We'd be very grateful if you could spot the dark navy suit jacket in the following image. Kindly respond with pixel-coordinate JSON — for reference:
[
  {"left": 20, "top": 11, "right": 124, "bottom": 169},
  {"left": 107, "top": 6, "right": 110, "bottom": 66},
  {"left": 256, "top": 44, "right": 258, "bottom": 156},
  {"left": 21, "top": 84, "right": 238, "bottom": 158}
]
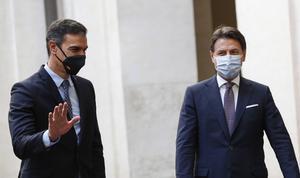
[
  {"left": 176, "top": 76, "right": 300, "bottom": 178},
  {"left": 9, "top": 66, "right": 105, "bottom": 178}
]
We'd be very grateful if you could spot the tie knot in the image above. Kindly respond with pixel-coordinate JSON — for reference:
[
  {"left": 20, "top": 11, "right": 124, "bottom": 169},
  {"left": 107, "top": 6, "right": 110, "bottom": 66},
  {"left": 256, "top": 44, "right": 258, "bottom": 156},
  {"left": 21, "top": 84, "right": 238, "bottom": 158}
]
[
  {"left": 61, "top": 80, "right": 70, "bottom": 90},
  {"left": 225, "top": 82, "right": 234, "bottom": 89}
]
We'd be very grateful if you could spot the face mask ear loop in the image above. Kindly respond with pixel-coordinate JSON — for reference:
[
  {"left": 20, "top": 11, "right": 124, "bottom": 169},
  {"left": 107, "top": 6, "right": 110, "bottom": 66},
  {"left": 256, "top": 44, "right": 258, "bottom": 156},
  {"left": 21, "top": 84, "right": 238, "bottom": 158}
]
[
  {"left": 56, "top": 43, "right": 68, "bottom": 58},
  {"left": 55, "top": 43, "right": 68, "bottom": 64},
  {"left": 54, "top": 43, "right": 68, "bottom": 71}
]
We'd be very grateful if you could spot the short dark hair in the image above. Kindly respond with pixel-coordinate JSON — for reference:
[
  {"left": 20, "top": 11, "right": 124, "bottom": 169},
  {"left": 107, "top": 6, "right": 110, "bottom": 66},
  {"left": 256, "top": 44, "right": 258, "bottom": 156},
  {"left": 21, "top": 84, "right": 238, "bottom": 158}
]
[
  {"left": 210, "top": 25, "right": 246, "bottom": 52},
  {"left": 46, "top": 19, "right": 87, "bottom": 55}
]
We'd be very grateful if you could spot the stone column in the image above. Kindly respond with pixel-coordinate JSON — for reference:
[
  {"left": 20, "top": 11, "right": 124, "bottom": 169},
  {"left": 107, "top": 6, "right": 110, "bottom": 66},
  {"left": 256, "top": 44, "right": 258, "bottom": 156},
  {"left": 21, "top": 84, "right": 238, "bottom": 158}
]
[
  {"left": 0, "top": 0, "right": 19, "bottom": 176},
  {"left": 235, "top": 0, "right": 299, "bottom": 177},
  {"left": 0, "top": 0, "right": 47, "bottom": 177},
  {"left": 117, "top": 0, "right": 197, "bottom": 177},
  {"left": 289, "top": 0, "right": 300, "bottom": 159}
]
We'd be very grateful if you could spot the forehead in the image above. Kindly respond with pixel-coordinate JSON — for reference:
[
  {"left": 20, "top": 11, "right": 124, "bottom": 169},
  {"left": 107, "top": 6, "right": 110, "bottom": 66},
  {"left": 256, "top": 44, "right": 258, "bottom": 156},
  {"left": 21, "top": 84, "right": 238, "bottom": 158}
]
[
  {"left": 213, "top": 38, "right": 242, "bottom": 51},
  {"left": 62, "top": 34, "right": 87, "bottom": 47}
]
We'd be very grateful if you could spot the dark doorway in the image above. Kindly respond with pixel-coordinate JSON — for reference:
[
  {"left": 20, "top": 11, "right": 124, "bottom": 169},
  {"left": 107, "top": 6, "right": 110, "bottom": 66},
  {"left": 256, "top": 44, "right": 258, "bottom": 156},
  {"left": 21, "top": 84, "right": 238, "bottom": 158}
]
[
  {"left": 193, "top": 0, "right": 237, "bottom": 81},
  {"left": 44, "top": 0, "right": 58, "bottom": 27}
]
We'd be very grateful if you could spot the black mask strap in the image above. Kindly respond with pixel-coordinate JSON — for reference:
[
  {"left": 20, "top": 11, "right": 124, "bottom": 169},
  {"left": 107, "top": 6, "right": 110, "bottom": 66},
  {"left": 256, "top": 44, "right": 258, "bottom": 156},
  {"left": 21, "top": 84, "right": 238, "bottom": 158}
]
[
  {"left": 55, "top": 54, "right": 63, "bottom": 62},
  {"left": 55, "top": 44, "right": 67, "bottom": 64},
  {"left": 56, "top": 43, "right": 68, "bottom": 58}
]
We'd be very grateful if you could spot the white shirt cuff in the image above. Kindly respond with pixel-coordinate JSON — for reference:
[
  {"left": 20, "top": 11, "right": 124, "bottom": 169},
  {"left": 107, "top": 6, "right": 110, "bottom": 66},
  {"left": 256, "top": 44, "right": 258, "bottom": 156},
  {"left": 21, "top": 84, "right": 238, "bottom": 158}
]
[{"left": 42, "top": 130, "right": 60, "bottom": 147}]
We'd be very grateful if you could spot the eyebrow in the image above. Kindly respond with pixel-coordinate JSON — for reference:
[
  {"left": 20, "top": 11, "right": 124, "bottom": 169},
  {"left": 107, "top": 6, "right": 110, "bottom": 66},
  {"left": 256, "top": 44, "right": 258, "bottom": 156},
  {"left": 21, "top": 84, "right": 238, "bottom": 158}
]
[
  {"left": 215, "top": 48, "right": 240, "bottom": 52},
  {"left": 68, "top": 45, "right": 88, "bottom": 51}
]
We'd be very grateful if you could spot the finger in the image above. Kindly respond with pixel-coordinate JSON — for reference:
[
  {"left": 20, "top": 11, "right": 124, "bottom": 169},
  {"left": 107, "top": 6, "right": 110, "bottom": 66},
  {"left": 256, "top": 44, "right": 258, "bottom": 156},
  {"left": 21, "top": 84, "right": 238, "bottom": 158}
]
[
  {"left": 63, "top": 117, "right": 79, "bottom": 132},
  {"left": 62, "top": 102, "right": 68, "bottom": 117},
  {"left": 53, "top": 106, "right": 59, "bottom": 121},
  {"left": 48, "top": 112, "right": 53, "bottom": 123},
  {"left": 68, "top": 116, "right": 80, "bottom": 125},
  {"left": 58, "top": 103, "right": 63, "bottom": 116},
  {"left": 48, "top": 112, "right": 54, "bottom": 133}
]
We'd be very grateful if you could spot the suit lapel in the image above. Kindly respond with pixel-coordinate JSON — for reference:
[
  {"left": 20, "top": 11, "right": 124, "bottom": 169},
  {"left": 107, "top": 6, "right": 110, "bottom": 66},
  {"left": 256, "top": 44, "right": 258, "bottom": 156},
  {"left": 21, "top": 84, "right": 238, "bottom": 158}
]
[
  {"left": 38, "top": 66, "right": 64, "bottom": 104},
  {"left": 232, "top": 77, "right": 253, "bottom": 135},
  {"left": 205, "top": 76, "right": 230, "bottom": 140}
]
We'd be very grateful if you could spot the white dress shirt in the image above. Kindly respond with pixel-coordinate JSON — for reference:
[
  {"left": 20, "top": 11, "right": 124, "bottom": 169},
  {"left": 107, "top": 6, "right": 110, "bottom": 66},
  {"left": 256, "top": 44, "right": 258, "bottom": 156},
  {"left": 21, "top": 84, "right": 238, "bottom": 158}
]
[
  {"left": 42, "top": 64, "right": 81, "bottom": 147},
  {"left": 216, "top": 74, "right": 240, "bottom": 110}
]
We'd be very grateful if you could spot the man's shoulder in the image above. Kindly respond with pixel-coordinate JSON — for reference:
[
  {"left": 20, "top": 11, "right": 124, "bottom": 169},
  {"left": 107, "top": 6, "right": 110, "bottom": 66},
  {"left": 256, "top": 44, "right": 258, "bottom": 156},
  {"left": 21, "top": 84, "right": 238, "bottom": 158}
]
[
  {"left": 71, "top": 75, "right": 95, "bottom": 91},
  {"left": 13, "top": 68, "right": 43, "bottom": 88},
  {"left": 72, "top": 75, "right": 92, "bottom": 85},
  {"left": 241, "top": 77, "right": 269, "bottom": 90},
  {"left": 10, "top": 68, "right": 46, "bottom": 98},
  {"left": 188, "top": 75, "right": 216, "bottom": 90}
]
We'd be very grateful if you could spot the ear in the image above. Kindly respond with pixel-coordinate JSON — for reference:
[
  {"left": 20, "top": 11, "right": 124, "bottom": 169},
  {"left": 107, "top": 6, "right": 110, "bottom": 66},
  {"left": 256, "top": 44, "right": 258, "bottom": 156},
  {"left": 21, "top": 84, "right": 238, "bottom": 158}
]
[{"left": 48, "top": 40, "right": 57, "bottom": 55}]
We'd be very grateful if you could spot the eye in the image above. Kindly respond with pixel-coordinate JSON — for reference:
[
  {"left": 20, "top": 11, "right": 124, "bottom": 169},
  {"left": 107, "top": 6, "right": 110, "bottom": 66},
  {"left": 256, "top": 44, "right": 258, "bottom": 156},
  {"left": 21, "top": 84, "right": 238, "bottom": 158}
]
[
  {"left": 70, "top": 48, "right": 80, "bottom": 52},
  {"left": 68, "top": 46, "right": 87, "bottom": 54},
  {"left": 230, "top": 49, "right": 241, "bottom": 55},
  {"left": 216, "top": 51, "right": 226, "bottom": 56}
]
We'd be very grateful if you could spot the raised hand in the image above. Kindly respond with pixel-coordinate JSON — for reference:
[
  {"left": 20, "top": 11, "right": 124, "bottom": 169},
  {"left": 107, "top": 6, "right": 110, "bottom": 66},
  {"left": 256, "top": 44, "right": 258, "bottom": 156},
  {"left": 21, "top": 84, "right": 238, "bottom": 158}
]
[{"left": 48, "top": 102, "right": 80, "bottom": 141}]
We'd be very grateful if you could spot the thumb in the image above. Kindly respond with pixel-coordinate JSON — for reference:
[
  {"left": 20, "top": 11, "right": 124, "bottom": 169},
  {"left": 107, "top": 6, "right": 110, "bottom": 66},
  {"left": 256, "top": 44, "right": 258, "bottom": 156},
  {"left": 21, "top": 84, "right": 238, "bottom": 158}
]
[{"left": 69, "top": 116, "right": 80, "bottom": 125}]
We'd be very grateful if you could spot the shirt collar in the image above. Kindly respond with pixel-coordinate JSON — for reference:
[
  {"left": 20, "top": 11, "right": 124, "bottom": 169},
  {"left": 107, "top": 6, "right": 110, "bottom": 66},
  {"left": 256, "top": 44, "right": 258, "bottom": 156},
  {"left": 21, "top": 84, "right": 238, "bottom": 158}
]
[
  {"left": 216, "top": 74, "right": 240, "bottom": 88},
  {"left": 44, "top": 64, "right": 73, "bottom": 87}
]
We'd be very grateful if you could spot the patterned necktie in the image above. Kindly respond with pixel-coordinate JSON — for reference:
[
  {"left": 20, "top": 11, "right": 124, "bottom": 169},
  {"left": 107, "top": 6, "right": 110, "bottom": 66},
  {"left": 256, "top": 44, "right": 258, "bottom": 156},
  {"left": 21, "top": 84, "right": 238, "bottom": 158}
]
[
  {"left": 61, "top": 80, "right": 73, "bottom": 118},
  {"left": 224, "top": 82, "right": 235, "bottom": 135}
]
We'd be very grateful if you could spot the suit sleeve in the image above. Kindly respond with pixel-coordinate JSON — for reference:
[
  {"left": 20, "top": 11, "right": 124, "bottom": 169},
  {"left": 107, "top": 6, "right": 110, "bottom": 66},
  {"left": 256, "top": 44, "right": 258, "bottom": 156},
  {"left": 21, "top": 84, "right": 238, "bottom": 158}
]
[
  {"left": 176, "top": 87, "right": 198, "bottom": 178},
  {"left": 263, "top": 87, "right": 300, "bottom": 178},
  {"left": 89, "top": 83, "right": 106, "bottom": 178},
  {"left": 8, "top": 82, "right": 47, "bottom": 160}
]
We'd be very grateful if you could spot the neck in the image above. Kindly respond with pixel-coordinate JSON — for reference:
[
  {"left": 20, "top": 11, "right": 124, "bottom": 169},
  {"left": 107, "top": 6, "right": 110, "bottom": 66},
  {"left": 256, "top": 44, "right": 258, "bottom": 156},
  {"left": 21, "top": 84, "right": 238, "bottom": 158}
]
[
  {"left": 48, "top": 56, "right": 69, "bottom": 80},
  {"left": 219, "top": 75, "right": 233, "bottom": 82}
]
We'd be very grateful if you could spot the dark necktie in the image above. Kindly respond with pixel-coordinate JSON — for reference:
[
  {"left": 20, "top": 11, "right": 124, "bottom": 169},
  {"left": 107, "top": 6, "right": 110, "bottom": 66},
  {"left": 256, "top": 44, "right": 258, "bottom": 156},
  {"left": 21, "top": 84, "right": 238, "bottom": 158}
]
[
  {"left": 224, "top": 82, "right": 235, "bottom": 135},
  {"left": 60, "top": 80, "right": 77, "bottom": 157},
  {"left": 61, "top": 80, "right": 73, "bottom": 118}
]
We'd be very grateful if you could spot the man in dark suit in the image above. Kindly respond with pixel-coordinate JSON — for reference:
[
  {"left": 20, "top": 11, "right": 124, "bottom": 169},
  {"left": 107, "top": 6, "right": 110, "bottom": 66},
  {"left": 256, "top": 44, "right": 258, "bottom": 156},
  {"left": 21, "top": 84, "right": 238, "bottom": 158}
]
[
  {"left": 9, "top": 19, "right": 105, "bottom": 178},
  {"left": 176, "top": 26, "right": 300, "bottom": 178}
]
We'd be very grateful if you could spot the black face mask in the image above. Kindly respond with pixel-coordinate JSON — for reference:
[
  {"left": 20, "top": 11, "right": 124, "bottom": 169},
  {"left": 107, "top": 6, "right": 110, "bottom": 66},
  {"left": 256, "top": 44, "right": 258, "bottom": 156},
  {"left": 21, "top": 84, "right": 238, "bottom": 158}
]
[{"left": 55, "top": 45, "right": 86, "bottom": 75}]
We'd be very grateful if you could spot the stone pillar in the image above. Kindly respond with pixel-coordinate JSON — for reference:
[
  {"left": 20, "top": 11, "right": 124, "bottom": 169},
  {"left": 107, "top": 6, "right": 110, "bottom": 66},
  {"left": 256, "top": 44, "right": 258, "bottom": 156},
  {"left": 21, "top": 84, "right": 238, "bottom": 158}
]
[
  {"left": 0, "top": 0, "right": 20, "bottom": 176},
  {"left": 0, "top": 0, "right": 47, "bottom": 177},
  {"left": 289, "top": 0, "right": 300, "bottom": 158},
  {"left": 235, "top": 0, "right": 299, "bottom": 177},
  {"left": 117, "top": 0, "right": 197, "bottom": 177}
]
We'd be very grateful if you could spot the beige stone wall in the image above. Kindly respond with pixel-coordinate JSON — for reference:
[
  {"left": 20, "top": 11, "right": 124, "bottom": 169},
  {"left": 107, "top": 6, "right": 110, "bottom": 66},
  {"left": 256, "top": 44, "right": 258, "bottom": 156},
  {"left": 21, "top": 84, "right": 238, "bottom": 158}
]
[{"left": 236, "top": 0, "right": 300, "bottom": 177}]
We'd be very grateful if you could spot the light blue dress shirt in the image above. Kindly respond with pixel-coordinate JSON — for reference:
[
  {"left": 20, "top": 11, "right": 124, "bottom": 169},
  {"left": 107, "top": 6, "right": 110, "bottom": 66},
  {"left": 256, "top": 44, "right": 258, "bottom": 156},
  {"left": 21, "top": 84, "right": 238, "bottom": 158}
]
[{"left": 42, "top": 64, "right": 81, "bottom": 147}]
